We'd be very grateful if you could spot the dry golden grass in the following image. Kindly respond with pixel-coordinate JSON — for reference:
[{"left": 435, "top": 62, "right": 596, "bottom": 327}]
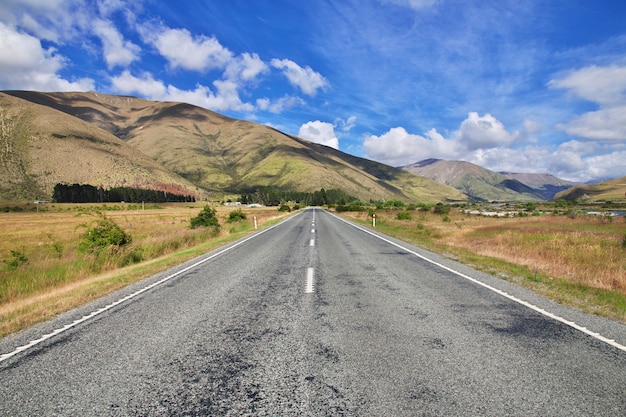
[{"left": 0, "top": 203, "right": 289, "bottom": 336}]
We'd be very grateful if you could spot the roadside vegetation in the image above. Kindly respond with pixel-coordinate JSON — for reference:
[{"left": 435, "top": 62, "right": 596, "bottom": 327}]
[
  {"left": 0, "top": 202, "right": 290, "bottom": 336},
  {"left": 2, "top": 199, "right": 625, "bottom": 337},
  {"left": 339, "top": 201, "right": 626, "bottom": 322}
]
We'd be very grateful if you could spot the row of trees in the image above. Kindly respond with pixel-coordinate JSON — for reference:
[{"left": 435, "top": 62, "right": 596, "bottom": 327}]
[{"left": 53, "top": 183, "right": 196, "bottom": 203}]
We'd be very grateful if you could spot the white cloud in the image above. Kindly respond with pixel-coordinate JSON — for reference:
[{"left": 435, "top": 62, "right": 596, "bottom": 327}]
[
  {"left": 454, "top": 112, "right": 516, "bottom": 150},
  {"left": 271, "top": 58, "right": 328, "bottom": 96},
  {"left": 110, "top": 70, "right": 166, "bottom": 98},
  {"left": 93, "top": 19, "right": 140, "bottom": 69},
  {"left": 224, "top": 52, "right": 268, "bottom": 82},
  {"left": 299, "top": 121, "right": 339, "bottom": 149},
  {"left": 335, "top": 116, "right": 357, "bottom": 132},
  {"left": 146, "top": 26, "right": 233, "bottom": 72},
  {"left": 0, "top": 22, "right": 93, "bottom": 91},
  {"left": 256, "top": 95, "right": 305, "bottom": 114},
  {"left": 549, "top": 65, "right": 626, "bottom": 106},
  {"left": 363, "top": 112, "right": 513, "bottom": 166},
  {"left": 363, "top": 126, "right": 461, "bottom": 166},
  {"left": 110, "top": 70, "right": 255, "bottom": 112},
  {"left": 550, "top": 65, "right": 626, "bottom": 143}
]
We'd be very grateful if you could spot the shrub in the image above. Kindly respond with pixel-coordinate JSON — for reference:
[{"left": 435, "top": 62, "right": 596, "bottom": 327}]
[
  {"left": 278, "top": 204, "right": 291, "bottom": 212},
  {"left": 396, "top": 211, "right": 413, "bottom": 221},
  {"left": 227, "top": 209, "right": 247, "bottom": 223},
  {"left": 190, "top": 205, "right": 221, "bottom": 229},
  {"left": 4, "top": 249, "right": 28, "bottom": 270},
  {"left": 79, "top": 214, "right": 132, "bottom": 253},
  {"left": 433, "top": 203, "right": 450, "bottom": 215}
]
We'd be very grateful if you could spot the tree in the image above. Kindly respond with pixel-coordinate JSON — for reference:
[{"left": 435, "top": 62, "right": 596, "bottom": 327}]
[{"left": 190, "top": 205, "right": 221, "bottom": 230}]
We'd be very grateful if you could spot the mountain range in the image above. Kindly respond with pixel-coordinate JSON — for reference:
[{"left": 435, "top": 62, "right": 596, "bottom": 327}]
[
  {"left": 0, "top": 91, "right": 464, "bottom": 204},
  {"left": 1, "top": 90, "right": 622, "bottom": 205},
  {"left": 401, "top": 159, "right": 577, "bottom": 202}
]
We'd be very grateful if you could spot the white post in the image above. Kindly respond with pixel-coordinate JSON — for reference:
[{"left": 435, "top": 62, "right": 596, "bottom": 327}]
[
  {"left": 372, "top": 214, "right": 376, "bottom": 227},
  {"left": 254, "top": 216, "right": 258, "bottom": 230}
]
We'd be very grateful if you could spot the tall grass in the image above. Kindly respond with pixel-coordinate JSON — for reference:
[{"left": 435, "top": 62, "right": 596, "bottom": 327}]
[{"left": 0, "top": 204, "right": 281, "bottom": 305}]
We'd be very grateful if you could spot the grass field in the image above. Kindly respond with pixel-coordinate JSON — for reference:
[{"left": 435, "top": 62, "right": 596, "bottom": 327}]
[
  {"left": 0, "top": 203, "right": 289, "bottom": 336},
  {"left": 342, "top": 208, "right": 626, "bottom": 321},
  {"left": 2, "top": 204, "right": 625, "bottom": 337}
]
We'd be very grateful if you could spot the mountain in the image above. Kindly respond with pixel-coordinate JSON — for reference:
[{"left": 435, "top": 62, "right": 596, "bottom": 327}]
[
  {"left": 401, "top": 159, "right": 575, "bottom": 202},
  {"left": 555, "top": 176, "right": 626, "bottom": 201},
  {"left": 498, "top": 172, "right": 577, "bottom": 200},
  {"left": 1, "top": 91, "right": 466, "bottom": 204},
  {"left": 0, "top": 92, "right": 200, "bottom": 202}
]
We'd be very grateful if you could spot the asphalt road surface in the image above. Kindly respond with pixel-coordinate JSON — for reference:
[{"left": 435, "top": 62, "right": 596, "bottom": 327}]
[{"left": 1, "top": 208, "right": 625, "bottom": 416}]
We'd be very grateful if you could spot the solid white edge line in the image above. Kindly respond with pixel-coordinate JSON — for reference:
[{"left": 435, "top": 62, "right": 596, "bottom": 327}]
[
  {"left": 329, "top": 211, "right": 626, "bottom": 353},
  {"left": 0, "top": 211, "right": 304, "bottom": 364}
]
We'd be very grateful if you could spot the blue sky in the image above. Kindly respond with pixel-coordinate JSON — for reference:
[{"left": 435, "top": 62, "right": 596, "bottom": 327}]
[{"left": 1, "top": 0, "right": 626, "bottom": 182}]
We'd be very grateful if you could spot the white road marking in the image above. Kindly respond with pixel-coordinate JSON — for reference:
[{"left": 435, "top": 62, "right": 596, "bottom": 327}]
[
  {"left": 305, "top": 267, "right": 315, "bottom": 293},
  {"left": 310, "top": 239, "right": 315, "bottom": 247},
  {"left": 0, "top": 211, "right": 304, "bottom": 364},
  {"left": 330, "top": 211, "right": 626, "bottom": 354}
]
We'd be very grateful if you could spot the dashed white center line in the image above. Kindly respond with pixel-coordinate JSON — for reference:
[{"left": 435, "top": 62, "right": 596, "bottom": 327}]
[
  {"left": 310, "top": 239, "right": 315, "bottom": 247},
  {"left": 305, "top": 267, "right": 315, "bottom": 293}
]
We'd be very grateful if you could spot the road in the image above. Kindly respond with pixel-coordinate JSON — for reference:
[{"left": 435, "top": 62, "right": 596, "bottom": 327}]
[{"left": 1, "top": 207, "right": 625, "bottom": 416}]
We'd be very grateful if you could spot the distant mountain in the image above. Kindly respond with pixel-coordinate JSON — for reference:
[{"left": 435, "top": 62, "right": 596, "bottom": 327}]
[
  {"left": 401, "top": 159, "right": 575, "bottom": 201},
  {"left": 1, "top": 91, "right": 466, "bottom": 204},
  {"left": 555, "top": 176, "right": 626, "bottom": 201},
  {"left": 498, "top": 172, "right": 577, "bottom": 200}
]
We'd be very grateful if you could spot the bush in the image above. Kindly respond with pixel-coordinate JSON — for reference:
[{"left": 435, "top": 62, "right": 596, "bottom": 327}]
[
  {"left": 396, "top": 211, "right": 413, "bottom": 221},
  {"left": 4, "top": 249, "right": 28, "bottom": 270},
  {"left": 278, "top": 204, "right": 291, "bottom": 212},
  {"left": 79, "top": 214, "right": 132, "bottom": 253},
  {"left": 190, "top": 205, "right": 221, "bottom": 229},
  {"left": 433, "top": 203, "right": 450, "bottom": 215},
  {"left": 227, "top": 209, "right": 247, "bottom": 223}
]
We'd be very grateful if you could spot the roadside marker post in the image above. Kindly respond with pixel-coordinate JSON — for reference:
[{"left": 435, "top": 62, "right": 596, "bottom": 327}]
[{"left": 372, "top": 213, "right": 376, "bottom": 227}]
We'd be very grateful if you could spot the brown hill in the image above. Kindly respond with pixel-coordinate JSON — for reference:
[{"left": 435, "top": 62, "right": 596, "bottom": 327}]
[
  {"left": 4, "top": 91, "right": 465, "bottom": 204},
  {"left": 555, "top": 176, "right": 626, "bottom": 202},
  {"left": 0, "top": 92, "right": 201, "bottom": 202}
]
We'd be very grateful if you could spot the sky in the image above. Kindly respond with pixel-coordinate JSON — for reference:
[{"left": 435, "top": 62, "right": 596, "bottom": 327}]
[{"left": 1, "top": 0, "right": 626, "bottom": 183}]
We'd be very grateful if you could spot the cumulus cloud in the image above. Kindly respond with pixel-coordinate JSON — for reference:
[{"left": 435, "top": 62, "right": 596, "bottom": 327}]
[
  {"left": 271, "top": 58, "right": 328, "bottom": 96},
  {"left": 454, "top": 112, "right": 516, "bottom": 150},
  {"left": 0, "top": 21, "right": 93, "bottom": 91},
  {"left": 224, "top": 52, "right": 268, "bottom": 82},
  {"left": 363, "top": 127, "right": 461, "bottom": 167},
  {"left": 363, "top": 112, "right": 514, "bottom": 167},
  {"left": 144, "top": 26, "right": 233, "bottom": 72},
  {"left": 110, "top": 70, "right": 255, "bottom": 112},
  {"left": 93, "top": 19, "right": 140, "bottom": 69},
  {"left": 299, "top": 121, "right": 339, "bottom": 149},
  {"left": 550, "top": 65, "right": 626, "bottom": 143}
]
